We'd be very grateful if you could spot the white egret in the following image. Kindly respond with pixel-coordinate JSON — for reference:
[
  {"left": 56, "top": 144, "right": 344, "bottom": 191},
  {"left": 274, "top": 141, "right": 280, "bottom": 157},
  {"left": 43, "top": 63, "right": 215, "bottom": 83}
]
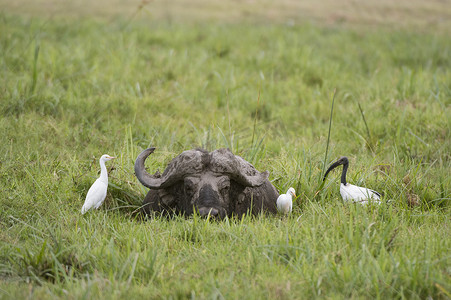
[
  {"left": 323, "top": 157, "right": 381, "bottom": 204},
  {"left": 277, "top": 187, "right": 297, "bottom": 214},
  {"left": 81, "top": 154, "right": 116, "bottom": 214}
]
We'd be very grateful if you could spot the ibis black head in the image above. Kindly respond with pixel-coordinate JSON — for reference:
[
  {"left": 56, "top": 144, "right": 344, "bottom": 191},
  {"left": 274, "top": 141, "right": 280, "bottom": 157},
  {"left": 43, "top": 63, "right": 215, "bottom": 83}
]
[
  {"left": 336, "top": 156, "right": 349, "bottom": 165},
  {"left": 323, "top": 156, "right": 349, "bottom": 181}
]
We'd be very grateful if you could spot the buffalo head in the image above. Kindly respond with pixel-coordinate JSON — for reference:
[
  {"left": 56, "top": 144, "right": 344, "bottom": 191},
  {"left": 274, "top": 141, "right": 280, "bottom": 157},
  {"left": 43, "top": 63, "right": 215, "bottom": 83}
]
[{"left": 135, "top": 147, "right": 279, "bottom": 218}]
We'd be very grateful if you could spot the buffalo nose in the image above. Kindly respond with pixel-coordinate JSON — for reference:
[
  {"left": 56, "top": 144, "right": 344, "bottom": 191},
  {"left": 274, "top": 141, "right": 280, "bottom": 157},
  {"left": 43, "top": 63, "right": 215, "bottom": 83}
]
[{"left": 198, "top": 207, "right": 219, "bottom": 217}]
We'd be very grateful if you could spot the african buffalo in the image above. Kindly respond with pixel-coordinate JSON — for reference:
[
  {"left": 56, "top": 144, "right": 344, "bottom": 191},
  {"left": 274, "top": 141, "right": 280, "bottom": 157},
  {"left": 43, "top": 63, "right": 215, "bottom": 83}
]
[{"left": 134, "top": 147, "right": 279, "bottom": 218}]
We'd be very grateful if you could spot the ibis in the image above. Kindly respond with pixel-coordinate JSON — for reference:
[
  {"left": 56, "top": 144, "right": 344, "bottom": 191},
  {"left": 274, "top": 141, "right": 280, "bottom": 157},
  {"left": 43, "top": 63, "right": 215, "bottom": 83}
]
[
  {"left": 81, "top": 154, "right": 116, "bottom": 214},
  {"left": 277, "top": 187, "right": 297, "bottom": 214},
  {"left": 323, "top": 156, "right": 381, "bottom": 204}
]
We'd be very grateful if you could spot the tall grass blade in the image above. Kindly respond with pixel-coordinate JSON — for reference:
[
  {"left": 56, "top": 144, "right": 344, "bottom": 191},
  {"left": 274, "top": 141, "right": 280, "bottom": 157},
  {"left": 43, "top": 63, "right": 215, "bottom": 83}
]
[
  {"left": 316, "top": 88, "right": 337, "bottom": 194},
  {"left": 251, "top": 90, "right": 261, "bottom": 147},
  {"left": 357, "top": 101, "right": 374, "bottom": 152},
  {"left": 226, "top": 88, "right": 232, "bottom": 140},
  {"left": 323, "top": 88, "right": 337, "bottom": 173}
]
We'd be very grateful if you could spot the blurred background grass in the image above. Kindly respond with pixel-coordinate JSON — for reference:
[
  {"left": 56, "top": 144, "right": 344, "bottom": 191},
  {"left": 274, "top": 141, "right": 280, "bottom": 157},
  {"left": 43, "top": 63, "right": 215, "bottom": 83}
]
[
  {"left": 0, "top": 0, "right": 450, "bottom": 298},
  {"left": 1, "top": 0, "right": 451, "bottom": 31}
]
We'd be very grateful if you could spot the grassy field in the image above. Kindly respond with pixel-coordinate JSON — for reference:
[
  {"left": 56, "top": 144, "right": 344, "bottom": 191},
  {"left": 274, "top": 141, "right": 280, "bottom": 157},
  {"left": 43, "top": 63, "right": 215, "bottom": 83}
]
[{"left": 1, "top": 1, "right": 450, "bottom": 298}]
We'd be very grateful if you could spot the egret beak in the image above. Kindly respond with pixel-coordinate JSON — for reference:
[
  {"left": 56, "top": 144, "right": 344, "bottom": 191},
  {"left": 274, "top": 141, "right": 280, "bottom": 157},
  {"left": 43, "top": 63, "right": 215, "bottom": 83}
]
[{"left": 109, "top": 156, "right": 116, "bottom": 160}]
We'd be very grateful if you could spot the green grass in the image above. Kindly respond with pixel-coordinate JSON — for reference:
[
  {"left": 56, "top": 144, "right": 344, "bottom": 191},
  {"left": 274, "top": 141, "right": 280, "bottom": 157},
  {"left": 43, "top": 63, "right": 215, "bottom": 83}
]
[{"left": 1, "top": 5, "right": 450, "bottom": 299}]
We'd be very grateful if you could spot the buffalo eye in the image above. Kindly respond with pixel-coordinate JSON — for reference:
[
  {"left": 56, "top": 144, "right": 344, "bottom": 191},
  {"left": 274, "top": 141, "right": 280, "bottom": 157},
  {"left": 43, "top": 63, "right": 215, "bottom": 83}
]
[
  {"left": 184, "top": 183, "right": 194, "bottom": 196},
  {"left": 221, "top": 185, "right": 230, "bottom": 198},
  {"left": 218, "top": 177, "right": 230, "bottom": 197},
  {"left": 184, "top": 178, "right": 197, "bottom": 197}
]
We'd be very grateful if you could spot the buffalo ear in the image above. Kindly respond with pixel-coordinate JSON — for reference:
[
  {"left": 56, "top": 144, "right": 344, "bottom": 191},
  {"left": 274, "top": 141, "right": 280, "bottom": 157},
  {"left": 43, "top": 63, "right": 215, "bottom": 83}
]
[
  {"left": 158, "top": 189, "right": 175, "bottom": 206},
  {"left": 237, "top": 193, "right": 246, "bottom": 204}
]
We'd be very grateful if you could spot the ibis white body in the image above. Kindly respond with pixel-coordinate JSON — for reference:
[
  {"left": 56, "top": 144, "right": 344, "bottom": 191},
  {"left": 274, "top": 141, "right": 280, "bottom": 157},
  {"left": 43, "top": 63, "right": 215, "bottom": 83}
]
[
  {"left": 340, "top": 183, "right": 381, "bottom": 204},
  {"left": 277, "top": 187, "right": 296, "bottom": 214},
  {"left": 81, "top": 154, "right": 115, "bottom": 214},
  {"left": 324, "top": 157, "right": 381, "bottom": 205}
]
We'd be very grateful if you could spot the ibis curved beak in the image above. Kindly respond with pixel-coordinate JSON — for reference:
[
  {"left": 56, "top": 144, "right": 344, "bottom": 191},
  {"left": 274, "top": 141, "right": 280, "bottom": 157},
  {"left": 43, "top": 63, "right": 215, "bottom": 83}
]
[{"left": 323, "top": 160, "right": 342, "bottom": 181}]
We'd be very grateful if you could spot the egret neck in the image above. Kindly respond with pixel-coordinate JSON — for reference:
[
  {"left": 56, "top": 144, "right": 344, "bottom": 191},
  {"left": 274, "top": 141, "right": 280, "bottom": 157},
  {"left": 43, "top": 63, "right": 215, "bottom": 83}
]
[{"left": 99, "top": 157, "right": 109, "bottom": 184}]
